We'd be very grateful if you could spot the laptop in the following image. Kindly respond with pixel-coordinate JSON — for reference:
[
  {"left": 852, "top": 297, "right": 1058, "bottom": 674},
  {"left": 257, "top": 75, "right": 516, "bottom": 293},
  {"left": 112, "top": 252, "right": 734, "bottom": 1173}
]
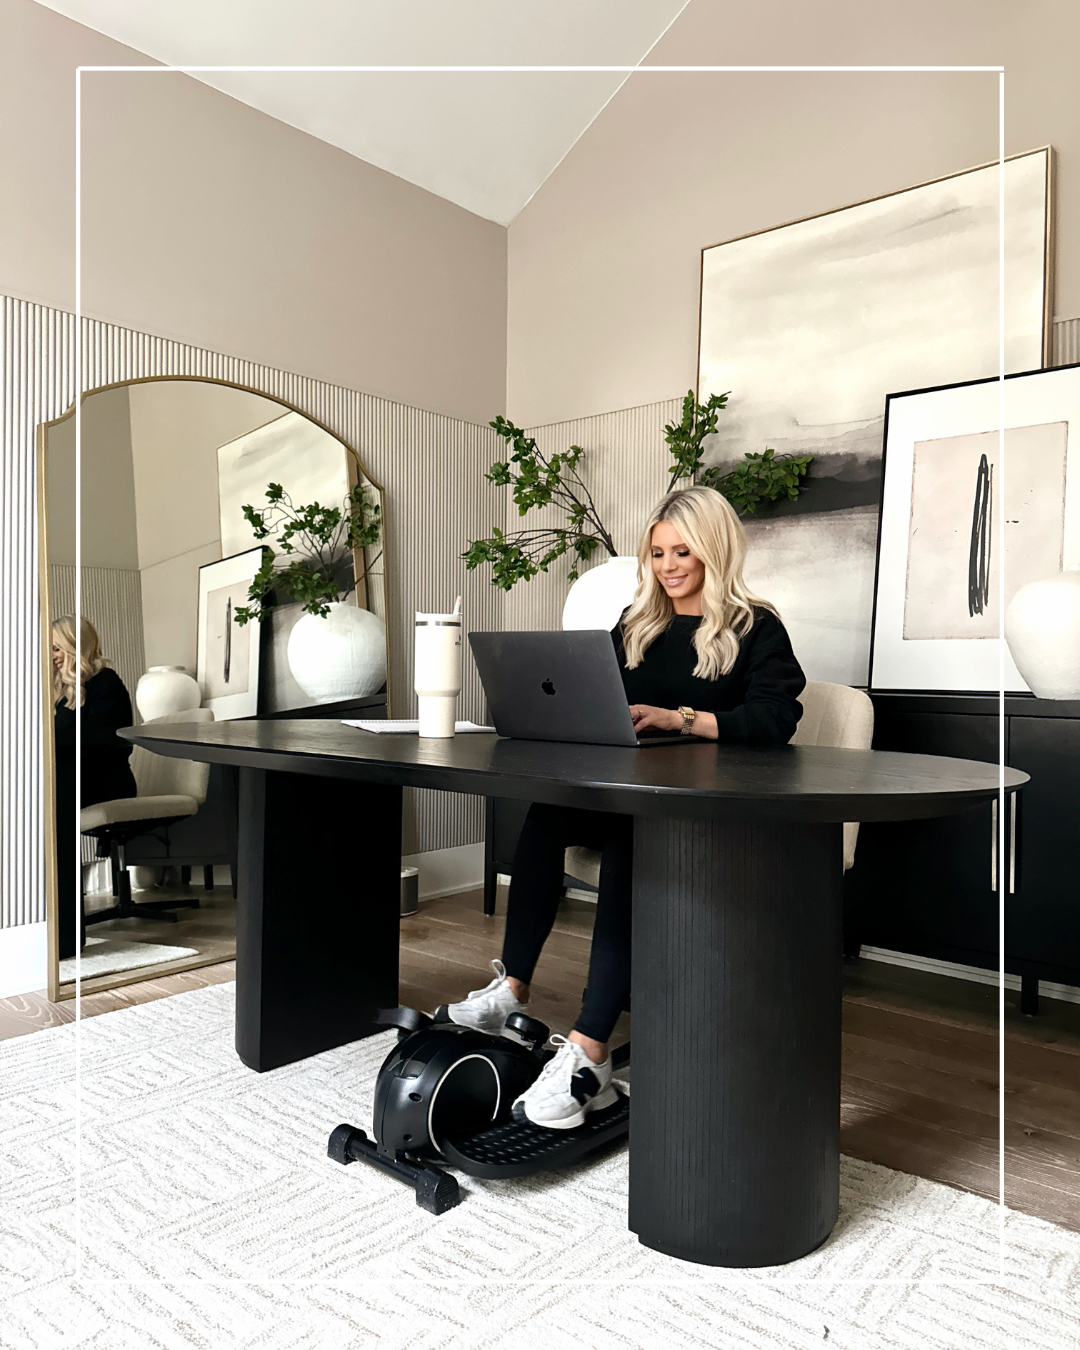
[{"left": 468, "top": 630, "right": 688, "bottom": 747}]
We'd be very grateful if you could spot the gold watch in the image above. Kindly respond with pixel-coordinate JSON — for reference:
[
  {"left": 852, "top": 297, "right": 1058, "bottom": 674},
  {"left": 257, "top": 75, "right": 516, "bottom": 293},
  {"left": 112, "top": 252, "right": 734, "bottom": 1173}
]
[{"left": 678, "top": 706, "right": 696, "bottom": 736}]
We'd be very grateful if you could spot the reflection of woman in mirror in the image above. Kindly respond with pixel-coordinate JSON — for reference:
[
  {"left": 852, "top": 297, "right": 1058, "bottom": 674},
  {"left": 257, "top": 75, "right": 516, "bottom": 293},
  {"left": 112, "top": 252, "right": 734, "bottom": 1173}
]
[{"left": 52, "top": 617, "right": 137, "bottom": 960}]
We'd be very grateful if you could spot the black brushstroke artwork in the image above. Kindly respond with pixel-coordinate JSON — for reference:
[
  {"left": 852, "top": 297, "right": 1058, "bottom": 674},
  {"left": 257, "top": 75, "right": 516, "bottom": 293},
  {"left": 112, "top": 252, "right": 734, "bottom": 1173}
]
[
  {"left": 968, "top": 453, "right": 992, "bottom": 617},
  {"left": 224, "top": 596, "right": 232, "bottom": 684}
]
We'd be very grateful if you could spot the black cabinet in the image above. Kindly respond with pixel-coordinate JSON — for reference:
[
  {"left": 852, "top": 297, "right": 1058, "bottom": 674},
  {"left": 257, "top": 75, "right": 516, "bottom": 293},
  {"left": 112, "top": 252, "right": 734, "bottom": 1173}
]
[
  {"left": 845, "top": 693, "right": 1080, "bottom": 1007},
  {"left": 1006, "top": 717, "right": 1080, "bottom": 982}
]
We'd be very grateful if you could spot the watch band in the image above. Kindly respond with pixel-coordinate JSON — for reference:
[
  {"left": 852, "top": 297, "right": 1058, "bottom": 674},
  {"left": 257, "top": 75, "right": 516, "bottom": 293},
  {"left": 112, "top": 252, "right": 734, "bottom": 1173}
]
[{"left": 678, "top": 706, "right": 696, "bottom": 736}]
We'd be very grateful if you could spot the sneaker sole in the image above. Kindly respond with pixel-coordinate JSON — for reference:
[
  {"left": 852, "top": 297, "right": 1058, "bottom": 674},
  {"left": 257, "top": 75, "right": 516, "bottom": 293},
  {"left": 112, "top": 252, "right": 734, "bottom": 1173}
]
[{"left": 514, "top": 1084, "right": 619, "bottom": 1131}]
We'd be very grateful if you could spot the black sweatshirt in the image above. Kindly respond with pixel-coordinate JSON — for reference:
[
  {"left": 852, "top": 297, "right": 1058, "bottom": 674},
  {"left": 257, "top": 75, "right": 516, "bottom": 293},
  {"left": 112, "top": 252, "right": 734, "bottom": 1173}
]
[
  {"left": 612, "top": 609, "right": 806, "bottom": 746},
  {"left": 54, "top": 666, "right": 138, "bottom": 806}
]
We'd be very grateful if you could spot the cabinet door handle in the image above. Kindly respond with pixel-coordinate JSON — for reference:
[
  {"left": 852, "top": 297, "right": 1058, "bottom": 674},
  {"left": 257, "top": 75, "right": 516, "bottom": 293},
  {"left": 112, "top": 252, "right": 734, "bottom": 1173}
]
[
  {"left": 1008, "top": 792, "right": 1017, "bottom": 895},
  {"left": 990, "top": 797, "right": 998, "bottom": 893}
]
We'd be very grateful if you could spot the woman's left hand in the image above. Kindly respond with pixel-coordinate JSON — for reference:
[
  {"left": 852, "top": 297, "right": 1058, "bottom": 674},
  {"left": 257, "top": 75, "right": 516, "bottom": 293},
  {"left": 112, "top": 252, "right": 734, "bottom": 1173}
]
[{"left": 629, "top": 704, "right": 683, "bottom": 733}]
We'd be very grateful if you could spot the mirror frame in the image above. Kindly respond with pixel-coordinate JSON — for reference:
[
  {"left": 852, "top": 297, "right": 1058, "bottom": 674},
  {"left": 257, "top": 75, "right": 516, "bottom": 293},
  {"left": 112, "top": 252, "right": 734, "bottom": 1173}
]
[{"left": 38, "top": 374, "right": 389, "bottom": 1002}]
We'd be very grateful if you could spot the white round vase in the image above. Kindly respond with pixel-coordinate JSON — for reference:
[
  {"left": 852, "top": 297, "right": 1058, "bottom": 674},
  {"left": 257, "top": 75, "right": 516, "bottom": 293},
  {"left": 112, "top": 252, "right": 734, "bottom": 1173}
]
[
  {"left": 135, "top": 666, "right": 201, "bottom": 720},
  {"left": 1004, "top": 566, "right": 1080, "bottom": 699},
  {"left": 287, "top": 602, "right": 387, "bottom": 704},
  {"left": 561, "top": 556, "right": 640, "bottom": 631}
]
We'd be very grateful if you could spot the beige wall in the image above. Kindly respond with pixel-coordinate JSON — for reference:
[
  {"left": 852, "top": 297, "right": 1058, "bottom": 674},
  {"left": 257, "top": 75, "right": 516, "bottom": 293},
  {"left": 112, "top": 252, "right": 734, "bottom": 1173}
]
[
  {"left": 46, "top": 384, "right": 138, "bottom": 569},
  {"left": 507, "top": 0, "right": 1080, "bottom": 425},
  {"left": 127, "top": 379, "right": 285, "bottom": 671},
  {"left": 2, "top": 0, "right": 507, "bottom": 424}
]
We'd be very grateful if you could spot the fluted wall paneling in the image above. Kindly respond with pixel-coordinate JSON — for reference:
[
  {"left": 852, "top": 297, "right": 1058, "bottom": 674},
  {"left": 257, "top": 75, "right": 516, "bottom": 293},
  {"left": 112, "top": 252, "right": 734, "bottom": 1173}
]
[
  {"left": 505, "top": 399, "right": 683, "bottom": 635},
  {"left": 1055, "top": 316, "right": 1080, "bottom": 366},
  {"left": 3, "top": 295, "right": 501, "bottom": 930}
]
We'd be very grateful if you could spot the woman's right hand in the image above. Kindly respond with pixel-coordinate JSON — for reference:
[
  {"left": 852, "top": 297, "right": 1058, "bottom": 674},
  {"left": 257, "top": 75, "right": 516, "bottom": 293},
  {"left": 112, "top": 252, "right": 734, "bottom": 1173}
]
[{"left": 629, "top": 704, "right": 682, "bottom": 734}]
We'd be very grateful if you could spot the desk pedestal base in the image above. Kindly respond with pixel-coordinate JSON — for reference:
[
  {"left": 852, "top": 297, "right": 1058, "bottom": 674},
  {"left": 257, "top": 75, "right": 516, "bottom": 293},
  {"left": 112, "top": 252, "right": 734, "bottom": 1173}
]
[
  {"left": 236, "top": 768, "right": 401, "bottom": 1071},
  {"left": 630, "top": 817, "right": 843, "bottom": 1268}
]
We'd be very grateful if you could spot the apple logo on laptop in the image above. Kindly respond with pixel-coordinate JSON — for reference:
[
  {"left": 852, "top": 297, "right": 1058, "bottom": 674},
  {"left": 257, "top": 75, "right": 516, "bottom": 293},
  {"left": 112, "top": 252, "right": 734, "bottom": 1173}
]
[{"left": 541, "top": 678, "right": 556, "bottom": 696}]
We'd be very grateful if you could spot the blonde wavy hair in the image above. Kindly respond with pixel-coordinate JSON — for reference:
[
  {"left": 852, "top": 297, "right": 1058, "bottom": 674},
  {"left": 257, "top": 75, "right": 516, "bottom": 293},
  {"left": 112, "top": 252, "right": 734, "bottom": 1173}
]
[
  {"left": 621, "top": 486, "right": 777, "bottom": 681},
  {"left": 51, "top": 616, "right": 106, "bottom": 710}
]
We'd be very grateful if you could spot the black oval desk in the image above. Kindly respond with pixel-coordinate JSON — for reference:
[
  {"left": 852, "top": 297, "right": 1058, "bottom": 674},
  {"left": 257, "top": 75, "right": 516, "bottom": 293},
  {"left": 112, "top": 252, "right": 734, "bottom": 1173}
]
[{"left": 123, "top": 721, "right": 1026, "bottom": 1269}]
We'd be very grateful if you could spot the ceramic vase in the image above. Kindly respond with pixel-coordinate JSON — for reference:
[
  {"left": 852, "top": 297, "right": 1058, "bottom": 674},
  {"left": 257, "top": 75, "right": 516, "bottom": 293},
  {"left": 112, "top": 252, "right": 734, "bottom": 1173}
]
[
  {"left": 135, "top": 666, "right": 201, "bottom": 720},
  {"left": 1004, "top": 566, "right": 1080, "bottom": 699},
  {"left": 562, "top": 556, "right": 640, "bottom": 631},
  {"left": 287, "top": 602, "right": 387, "bottom": 704}
]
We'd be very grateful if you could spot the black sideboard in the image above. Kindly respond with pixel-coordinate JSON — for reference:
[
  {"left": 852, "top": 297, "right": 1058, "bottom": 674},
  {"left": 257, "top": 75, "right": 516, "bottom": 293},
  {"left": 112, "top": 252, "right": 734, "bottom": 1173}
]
[{"left": 844, "top": 692, "right": 1080, "bottom": 1013}]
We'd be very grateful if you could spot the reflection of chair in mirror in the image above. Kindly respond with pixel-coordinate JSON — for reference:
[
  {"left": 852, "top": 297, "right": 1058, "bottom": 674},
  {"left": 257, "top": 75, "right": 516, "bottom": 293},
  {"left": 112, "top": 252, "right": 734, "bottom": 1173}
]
[{"left": 81, "top": 709, "right": 215, "bottom": 925}]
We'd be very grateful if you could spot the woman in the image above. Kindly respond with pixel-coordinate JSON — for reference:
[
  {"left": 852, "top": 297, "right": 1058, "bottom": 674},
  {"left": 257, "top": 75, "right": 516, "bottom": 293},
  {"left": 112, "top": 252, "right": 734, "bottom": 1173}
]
[
  {"left": 52, "top": 617, "right": 137, "bottom": 959},
  {"left": 445, "top": 486, "right": 806, "bottom": 1128}
]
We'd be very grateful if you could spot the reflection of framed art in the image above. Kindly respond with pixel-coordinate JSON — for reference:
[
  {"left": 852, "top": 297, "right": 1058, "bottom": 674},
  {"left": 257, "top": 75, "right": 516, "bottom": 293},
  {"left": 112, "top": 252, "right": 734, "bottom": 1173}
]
[
  {"left": 697, "top": 148, "right": 1053, "bottom": 685},
  {"left": 197, "top": 546, "right": 267, "bottom": 718},
  {"left": 869, "top": 363, "right": 1080, "bottom": 693}
]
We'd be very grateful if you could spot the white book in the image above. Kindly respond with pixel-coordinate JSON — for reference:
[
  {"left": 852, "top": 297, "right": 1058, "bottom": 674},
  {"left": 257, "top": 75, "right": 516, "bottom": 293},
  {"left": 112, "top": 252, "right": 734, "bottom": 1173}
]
[{"left": 342, "top": 719, "right": 496, "bottom": 734}]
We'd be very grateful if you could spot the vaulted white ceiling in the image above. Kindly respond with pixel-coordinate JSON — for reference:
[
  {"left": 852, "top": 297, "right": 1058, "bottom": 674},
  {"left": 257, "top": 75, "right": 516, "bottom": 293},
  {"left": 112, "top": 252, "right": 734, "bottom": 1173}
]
[{"left": 37, "top": 0, "right": 690, "bottom": 223}]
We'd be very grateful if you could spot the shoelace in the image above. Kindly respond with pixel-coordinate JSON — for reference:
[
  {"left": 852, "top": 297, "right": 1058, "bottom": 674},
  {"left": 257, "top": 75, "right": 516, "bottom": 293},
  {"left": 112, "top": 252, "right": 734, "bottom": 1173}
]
[
  {"left": 535, "top": 1034, "right": 577, "bottom": 1083},
  {"left": 466, "top": 958, "right": 508, "bottom": 1000}
]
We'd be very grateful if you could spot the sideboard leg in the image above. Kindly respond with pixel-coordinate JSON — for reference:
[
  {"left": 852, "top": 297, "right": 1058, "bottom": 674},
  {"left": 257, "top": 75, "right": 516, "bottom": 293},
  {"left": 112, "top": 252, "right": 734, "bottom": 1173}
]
[
  {"left": 1020, "top": 975, "right": 1040, "bottom": 1017},
  {"left": 235, "top": 767, "right": 401, "bottom": 1071},
  {"left": 630, "top": 816, "right": 843, "bottom": 1268}
]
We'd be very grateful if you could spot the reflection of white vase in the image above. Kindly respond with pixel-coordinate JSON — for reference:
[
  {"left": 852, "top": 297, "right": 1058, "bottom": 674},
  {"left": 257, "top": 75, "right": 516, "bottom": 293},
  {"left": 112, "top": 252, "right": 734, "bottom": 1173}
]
[
  {"left": 136, "top": 666, "right": 201, "bottom": 720},
  {"left": 287, "top": 602, "right": 387, "bottom": 703},
  {"left": 1005, "top": 566, "right": 1080, "bottom": 699},
  {"left": 562, "top": 556, "right": 640, "bottom": 631}
]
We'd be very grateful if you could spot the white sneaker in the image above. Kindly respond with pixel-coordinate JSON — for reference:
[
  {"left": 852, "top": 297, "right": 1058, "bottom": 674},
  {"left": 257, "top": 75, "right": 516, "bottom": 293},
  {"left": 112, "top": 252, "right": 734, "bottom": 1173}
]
[
  {"left": 439, "top": 959, "right": 527, "bottom": 1034},
  {"left": 512, "top": 1035, "right": 618, "bottom": 1130}
]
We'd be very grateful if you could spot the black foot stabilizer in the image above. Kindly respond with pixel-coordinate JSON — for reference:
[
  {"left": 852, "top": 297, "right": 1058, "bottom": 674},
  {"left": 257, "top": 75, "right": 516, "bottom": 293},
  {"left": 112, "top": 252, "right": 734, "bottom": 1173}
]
[{"left": 327, "top": 1123, "right": 462, "bottom": 1215}]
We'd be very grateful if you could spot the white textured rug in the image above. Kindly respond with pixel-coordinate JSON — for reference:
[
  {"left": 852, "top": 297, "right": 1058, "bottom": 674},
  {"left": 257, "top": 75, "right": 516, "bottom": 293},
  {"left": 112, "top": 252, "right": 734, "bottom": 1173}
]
[
  {"left": 2, "top": 983, "right": 1079, "bottom": 1350},
  {"left": 58, "top": 937, "right": 199, "bottom": 982}
]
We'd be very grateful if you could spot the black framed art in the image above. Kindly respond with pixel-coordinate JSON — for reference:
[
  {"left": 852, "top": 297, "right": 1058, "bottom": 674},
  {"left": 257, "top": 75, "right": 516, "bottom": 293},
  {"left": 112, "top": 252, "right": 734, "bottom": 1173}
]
[{"left": 869, "top": 362, "right": 1080, "bottom": 694}]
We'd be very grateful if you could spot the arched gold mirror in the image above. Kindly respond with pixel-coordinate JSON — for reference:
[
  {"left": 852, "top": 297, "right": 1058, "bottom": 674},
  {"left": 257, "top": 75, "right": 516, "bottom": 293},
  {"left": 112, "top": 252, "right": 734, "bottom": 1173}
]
[{"left": 38, "top": 376, "right": 388, "bottom": 1001}]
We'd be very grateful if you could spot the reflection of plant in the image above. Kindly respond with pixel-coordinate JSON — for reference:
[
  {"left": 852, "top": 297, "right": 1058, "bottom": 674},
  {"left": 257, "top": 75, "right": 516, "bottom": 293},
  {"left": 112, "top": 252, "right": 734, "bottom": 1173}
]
[
  {"left": 702, "top": 448, "right": 813, "bottom": 515},
  {"left": 233, "top": 482, "right": 381, "bottom": 624},
  {"left": 463, "top": 416, "right": 617, "bottom": 590},
  {"left": 666, "top": 388, "right": 813, "bottom": 515},
  {"left": 665, "top": 389, "right": 730, "bottom": 482}
]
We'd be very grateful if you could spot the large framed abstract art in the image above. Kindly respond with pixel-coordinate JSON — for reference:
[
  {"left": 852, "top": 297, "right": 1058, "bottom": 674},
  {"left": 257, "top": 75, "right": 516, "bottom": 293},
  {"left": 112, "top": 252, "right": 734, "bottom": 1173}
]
[
  {"left": 869, "top": 363, "right": 1080, "bottom": 694},
  {"left": 697, "top": 148, "right": 1054, "bottom": 685}
]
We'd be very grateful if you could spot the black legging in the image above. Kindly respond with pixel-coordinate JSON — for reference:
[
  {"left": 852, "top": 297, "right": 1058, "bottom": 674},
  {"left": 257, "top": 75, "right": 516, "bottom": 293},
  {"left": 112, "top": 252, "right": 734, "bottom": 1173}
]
[{"left": 501, "top": 803, "right": 632, "bottom": 1045}]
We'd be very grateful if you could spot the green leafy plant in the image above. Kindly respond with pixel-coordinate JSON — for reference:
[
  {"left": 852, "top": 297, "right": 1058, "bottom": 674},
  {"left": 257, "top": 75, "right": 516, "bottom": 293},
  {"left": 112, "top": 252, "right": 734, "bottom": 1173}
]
[
  {"left": 463, "top": 416, "right": 618, "bottom": 590},
  {"left": 702, "top": 447, "right": 813, "bottom": 515},
  {"left": 664, "top": 389, "right": 730, "bottom": 482},
  {"left": 666, "top": 388, "right": 813, "bottom": 515},
  {"left": 233, "top": 481, "right": 381, "bottom": 624}
]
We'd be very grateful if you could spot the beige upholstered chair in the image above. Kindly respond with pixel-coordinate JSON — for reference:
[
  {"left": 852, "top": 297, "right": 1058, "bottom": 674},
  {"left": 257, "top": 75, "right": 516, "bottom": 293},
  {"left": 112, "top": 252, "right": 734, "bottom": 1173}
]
[
  {"left": 788, "top": 681, "right": 875, "bottom": 870},
  {"left": 563, "top": 681, "right": 875, "bottom": 888},
  {"left": 81, "top": 708, "right": 215, "bottom": 923}
]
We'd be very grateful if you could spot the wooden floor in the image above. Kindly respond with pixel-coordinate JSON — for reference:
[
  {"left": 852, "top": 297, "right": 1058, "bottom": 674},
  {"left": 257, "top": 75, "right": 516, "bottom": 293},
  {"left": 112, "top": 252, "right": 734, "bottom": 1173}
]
[{"left": 3, "top": 885, "right": 1078, "bottom": 1232}]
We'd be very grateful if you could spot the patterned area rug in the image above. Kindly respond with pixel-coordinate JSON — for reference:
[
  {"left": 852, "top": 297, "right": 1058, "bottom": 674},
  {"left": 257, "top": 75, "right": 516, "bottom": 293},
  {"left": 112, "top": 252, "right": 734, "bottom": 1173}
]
[{"left": 2, "top": 983, "right": 1079, "bottom": 1350}]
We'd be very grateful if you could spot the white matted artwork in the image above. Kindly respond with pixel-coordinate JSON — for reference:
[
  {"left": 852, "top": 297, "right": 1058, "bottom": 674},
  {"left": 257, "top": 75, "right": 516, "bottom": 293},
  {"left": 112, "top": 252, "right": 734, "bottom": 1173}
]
[
  {"left": 197, "top": 546, "right": 266, "bottom": 718},
  {"left": 870, "top": 364, "right": 1080, "bottom": 693},
  {"left": 698, "top": 148, "right": 1053, "bottom": 685},
  {"left": 218, "top": 411, "right": 352, "bottom": 557}
]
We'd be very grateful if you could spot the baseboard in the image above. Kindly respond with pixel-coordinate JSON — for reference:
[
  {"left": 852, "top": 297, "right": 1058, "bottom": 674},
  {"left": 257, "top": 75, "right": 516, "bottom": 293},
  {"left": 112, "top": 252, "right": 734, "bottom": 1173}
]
[
  {"left": 0, "top": 922, "right": 48, "bottom": 998},
  {"left": 860, "top": 945, "right": 1080, "bottom": 1008},
  {"left": 402, "top": 842, "right": 484, "bottom": 900}
]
